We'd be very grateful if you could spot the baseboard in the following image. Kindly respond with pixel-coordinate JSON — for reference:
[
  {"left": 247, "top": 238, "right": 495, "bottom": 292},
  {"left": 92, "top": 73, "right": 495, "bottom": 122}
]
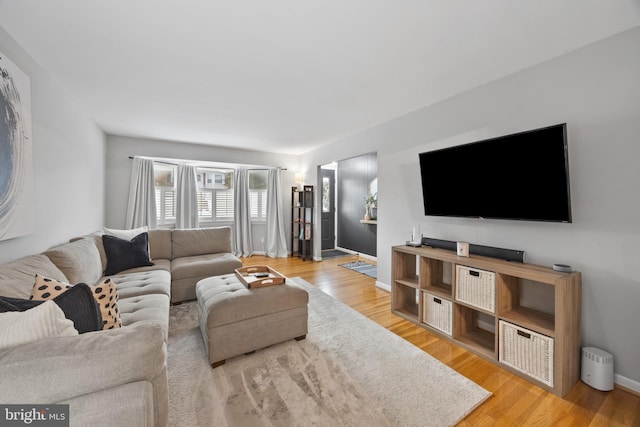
[
  {"left": 375, "top": 281, "right": 390, "bottom": 292},
  {"left": 335, "top": 246, "right": 377, "bottom": 262},
  {"left": 359, "top": 253, "right": 378, "bottom": 262},
  {"left": 335, "top": 246, "right": 358, "bottom": 255},
  {"left": 615, "top": 374, "right": 640, "bottom": 395}
]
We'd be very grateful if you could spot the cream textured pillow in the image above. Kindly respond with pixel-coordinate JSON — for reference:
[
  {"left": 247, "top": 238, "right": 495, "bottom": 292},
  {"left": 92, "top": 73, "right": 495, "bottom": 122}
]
[
  {"left": 30, "top": 275, "right": 122, "bottom": 330},
  {"left": 103, "top": 225, "right": 148, "bottom": 241},
  {"left": 0, "top": 301, "right": 78, "bottom": 349}
]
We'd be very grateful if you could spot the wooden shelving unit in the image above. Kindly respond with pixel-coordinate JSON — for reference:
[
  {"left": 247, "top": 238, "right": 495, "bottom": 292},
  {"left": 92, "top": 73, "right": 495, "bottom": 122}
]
[
  {"left": 291, "top": 185, "right": 314, "bottom": 261},
  {"left": 391, "top": 244, "right": 581, "bottom": 397}
]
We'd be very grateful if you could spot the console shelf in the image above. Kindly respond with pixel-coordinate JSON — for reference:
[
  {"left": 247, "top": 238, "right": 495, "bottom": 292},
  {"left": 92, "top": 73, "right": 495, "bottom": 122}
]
[
  {"left": 392, "top": 245, "right": 581, "bottom": 397},
  {"left": 454, "top": 304, "right": 496, "bottom": 358},
  {"left": 500, "top": 307, "right": 555, "bottom": 337},
  {"left": 421, "top": 285, "right": 450, "bottom": 300},
  {"left": 395, "top": 276, "right": 419, "bottom": 289}
]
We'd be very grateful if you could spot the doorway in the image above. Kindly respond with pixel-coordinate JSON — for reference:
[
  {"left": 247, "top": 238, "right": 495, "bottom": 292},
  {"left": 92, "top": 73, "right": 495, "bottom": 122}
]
[
  {"left": 320, "top": 167, "right": 336, "bottom": 250},
  {"left": 318, "top": 153, "right": 377, "bottom": 259}
]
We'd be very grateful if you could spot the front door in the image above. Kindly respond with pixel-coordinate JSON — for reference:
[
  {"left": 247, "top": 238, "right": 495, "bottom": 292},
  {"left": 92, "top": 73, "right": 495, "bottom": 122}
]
[{"left": 320, "top": 168, "right": 336, "bottom": 250}]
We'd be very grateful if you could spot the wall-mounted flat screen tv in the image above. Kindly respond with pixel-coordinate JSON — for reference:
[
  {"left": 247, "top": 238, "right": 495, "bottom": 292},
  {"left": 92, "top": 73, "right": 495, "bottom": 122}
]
[{"left": 419, "top": 123, "right": 572, "bottom": 223}]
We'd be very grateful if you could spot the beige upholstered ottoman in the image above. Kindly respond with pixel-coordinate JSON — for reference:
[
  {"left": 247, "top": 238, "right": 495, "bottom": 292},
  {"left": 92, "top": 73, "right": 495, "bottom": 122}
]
[{"left": 196, "top": 274, "right": 308, "bottom": 368}]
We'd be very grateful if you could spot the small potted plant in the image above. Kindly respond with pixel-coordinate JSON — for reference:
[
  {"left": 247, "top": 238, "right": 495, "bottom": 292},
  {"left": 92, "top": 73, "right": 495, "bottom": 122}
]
[{"left": 364, "top": 192, "right": 377, "bottom": 220}]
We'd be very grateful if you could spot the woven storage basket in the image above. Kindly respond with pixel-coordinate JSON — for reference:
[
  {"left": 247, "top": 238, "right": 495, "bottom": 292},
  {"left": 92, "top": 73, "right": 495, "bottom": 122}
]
[
  {"left": 499, "top": 320, "right": 554, "bottom": 387},
  {"left": 422, "top": 292, "right": 452, "bottom": 335},
  {"left": 455, "top": 265, "right": 495, "bottom": 313}
]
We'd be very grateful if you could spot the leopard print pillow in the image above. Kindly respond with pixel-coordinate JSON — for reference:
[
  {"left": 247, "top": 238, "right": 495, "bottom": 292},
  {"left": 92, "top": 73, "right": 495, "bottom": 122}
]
[
  {"left": 31, "top": 274, "right": 122, "bottom": 330},
  {"left": 31, "top": 275, "right": 73, "bottom": 299}
]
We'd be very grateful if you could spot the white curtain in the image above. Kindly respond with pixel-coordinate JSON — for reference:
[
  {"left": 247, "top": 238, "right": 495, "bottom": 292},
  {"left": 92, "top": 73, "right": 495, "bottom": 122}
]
[
  {"left": 125, "top": 156, "right": 157, "bottom": 229},
  {"left": 175, "top": 164, "right": 199, "bottom": 229},
  {"left": 232, "top": 168, "right": 252, "bottom": 257},
  {"left": 265, "top": 168, "right": 288, "bottom": 258}
]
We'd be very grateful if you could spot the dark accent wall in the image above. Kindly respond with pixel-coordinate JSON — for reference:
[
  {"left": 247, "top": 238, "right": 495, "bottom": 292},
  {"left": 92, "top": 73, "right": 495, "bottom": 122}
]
[{"left": 337, "top": 153, "right": 377, "bottom": 256}]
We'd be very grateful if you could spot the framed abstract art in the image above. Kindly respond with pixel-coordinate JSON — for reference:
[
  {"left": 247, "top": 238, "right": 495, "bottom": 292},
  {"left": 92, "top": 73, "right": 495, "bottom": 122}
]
[{"left": 0, "top": 51, "right": 33, "bottom": 241}]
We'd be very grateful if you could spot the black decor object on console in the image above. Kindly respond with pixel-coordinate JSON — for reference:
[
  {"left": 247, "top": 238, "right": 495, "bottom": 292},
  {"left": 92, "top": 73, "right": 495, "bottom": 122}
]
[
  {"left": 421, "top": 237, "right": 526, "bottom": 263},
  {"left": 421, "top": 237, "right": 457, "bottom": 252}
]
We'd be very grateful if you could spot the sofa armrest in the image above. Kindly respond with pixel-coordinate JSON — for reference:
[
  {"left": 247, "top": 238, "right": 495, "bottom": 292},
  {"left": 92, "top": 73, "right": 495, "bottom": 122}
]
[{"left": 0, "top": 323, "right": 167, "bottom": 404}]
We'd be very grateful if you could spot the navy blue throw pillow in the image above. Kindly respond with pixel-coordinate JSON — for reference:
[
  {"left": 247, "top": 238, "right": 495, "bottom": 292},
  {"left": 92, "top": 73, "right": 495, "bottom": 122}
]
[
  {"left": 0, "top": 283, "right": 103, "bottom": 333},
  {"left": 102, "top": 232, "right": 154, "bottom": 276}
]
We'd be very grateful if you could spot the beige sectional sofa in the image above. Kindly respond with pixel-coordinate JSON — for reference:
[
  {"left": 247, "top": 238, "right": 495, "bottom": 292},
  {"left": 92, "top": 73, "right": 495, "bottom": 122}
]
[{"left": 0, "top": 226, "right": 241, "bottom": 427}]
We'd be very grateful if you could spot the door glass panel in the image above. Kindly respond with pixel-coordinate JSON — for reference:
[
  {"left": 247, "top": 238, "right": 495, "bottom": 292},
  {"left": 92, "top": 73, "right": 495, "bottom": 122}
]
[{"left": 322, "top": 177, "right": 330, "bottom": 212}]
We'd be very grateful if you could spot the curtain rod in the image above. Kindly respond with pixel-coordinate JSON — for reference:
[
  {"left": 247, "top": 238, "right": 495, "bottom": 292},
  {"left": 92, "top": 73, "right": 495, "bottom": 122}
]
[
  {"left": 128, "top": 156, "right": 173, "bottom": 166},
  {"left": 128, "top": 156, "right": 287, "bottom": 170}
]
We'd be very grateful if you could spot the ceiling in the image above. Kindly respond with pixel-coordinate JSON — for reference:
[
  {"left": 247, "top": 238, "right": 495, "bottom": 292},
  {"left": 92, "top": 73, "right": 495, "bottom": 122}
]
[{"left": 1, "top": 1, "right": 638, "bottom": 155}]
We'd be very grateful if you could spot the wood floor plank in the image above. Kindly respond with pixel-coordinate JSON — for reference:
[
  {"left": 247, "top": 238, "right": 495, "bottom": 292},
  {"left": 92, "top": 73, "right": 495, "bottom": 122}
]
[{"left": 240, "top": 254, "right": 640, "bottom": 426}]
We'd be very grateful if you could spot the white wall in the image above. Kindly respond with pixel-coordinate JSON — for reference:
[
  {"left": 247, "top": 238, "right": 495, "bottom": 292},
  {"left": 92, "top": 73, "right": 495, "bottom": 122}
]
[
  {"left": 105, "top": 135, "right": 300, "bottom": 252},
  {"left": 0, "top": 27, "right": 105, "bottom": 264},
  {"left": 301, "top": 27, "right": 640, "bottom": 388}
]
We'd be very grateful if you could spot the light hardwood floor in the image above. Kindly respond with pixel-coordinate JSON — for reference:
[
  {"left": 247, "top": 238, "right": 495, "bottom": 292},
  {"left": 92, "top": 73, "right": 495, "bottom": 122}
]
[{"left": 240, "top": 254, "right": 640, "bottom": 426}]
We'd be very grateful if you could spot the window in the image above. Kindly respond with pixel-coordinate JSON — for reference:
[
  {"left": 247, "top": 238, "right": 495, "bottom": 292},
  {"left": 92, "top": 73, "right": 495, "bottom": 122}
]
[
  {"left": 153, "top": 164, "right": 269, "bottom": 226},
  {"left": 249, "top": 170, "right": 268, "bottom": 220},
  {"left": 196, "top": 169, "right": 234, "bottom": 223},
  {"left": 154, "top": 163, "right": 176, "bottom": 226}
]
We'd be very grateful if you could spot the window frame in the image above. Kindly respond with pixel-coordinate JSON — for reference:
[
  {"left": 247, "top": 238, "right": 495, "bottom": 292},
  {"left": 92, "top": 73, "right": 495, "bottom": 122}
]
[
  {"left": 196, "top": 169, "right": 235, "bottom": 225},
  {"left": 249, "top": 169, "right": 268, "bottom": 222}
]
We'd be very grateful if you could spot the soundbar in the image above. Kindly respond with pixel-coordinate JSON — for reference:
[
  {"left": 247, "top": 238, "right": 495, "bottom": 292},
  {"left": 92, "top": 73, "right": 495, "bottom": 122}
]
[{"left": 421, "top": 237, "right": 526, "bottom": 263}]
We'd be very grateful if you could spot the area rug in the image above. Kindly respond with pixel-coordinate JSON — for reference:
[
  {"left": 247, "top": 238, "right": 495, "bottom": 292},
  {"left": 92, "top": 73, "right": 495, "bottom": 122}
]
[
  {"left": 167, "top": 278, "right": 490, "bottom": 426},
  {"left": 321, "top": 249, "right": 351, "bottom": 259},
  {"left": 339, "top": 260, "right": 377, "bottom": 278}
]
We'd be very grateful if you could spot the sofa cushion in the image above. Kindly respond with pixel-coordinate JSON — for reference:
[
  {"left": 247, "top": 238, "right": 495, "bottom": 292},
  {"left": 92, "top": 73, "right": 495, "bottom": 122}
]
[
  {"left": 109, "top": 269, "right": 171, "bottom": 299},
  {"left": 118, "top": 294, "right": 170, "bottom": 340},
  {"left": 78, "top": 230, "right": 163, "bottom": 275},
  {"left": 44, "top": 238, "right": 103, "bottom": 286},
  {"left": 0, "top": 301, "right": 78, "bottom": 349},
  {"left": 102, "top": 233, "right": 154, "bottom": 276},
  {"left": 31, "top": 275, "right": 122, "bottom": 330},
  {"left": 0, "top": 283, "right": 103, "bottom": 334},
  {"left": 170, "top": 253, "right": 243, "bottom": 303},
  {"left": 0, "top": 254, "right": 68, "bottom": 299},
  {"left": 171, "top": 227, "right": 232, "bottom": 259},
  {"left": 0, "top": 322, "right": 168, "bottom": 424},
  {"left": 171, "top": 253, "right": 242, "bottom": 281},
  {"left": 111, "top": 258, "right": 171, "bottom": 275},
  {"left": 82, "top": 233, "right": 109, "bottom": 273},
  {"left": 148, "top": 229, "right": 172, "bottom": 261}
]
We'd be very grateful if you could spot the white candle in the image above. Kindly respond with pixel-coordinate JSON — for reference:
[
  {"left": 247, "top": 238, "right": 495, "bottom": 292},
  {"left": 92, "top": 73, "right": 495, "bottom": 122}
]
[{"left": 412, "top": 226, "right": 420, "bottom": 242}]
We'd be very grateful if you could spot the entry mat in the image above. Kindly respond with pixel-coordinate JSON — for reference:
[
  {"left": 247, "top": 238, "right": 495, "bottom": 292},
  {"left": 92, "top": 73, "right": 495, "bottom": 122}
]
[{"left": 339, "top": 260, "right": 377, "bottom": 279}]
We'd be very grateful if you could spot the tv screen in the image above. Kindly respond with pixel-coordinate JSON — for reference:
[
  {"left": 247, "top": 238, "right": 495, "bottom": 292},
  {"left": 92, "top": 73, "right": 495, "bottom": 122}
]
[{"left": 419, "top": 123, "right": 572, "bottom": 223}]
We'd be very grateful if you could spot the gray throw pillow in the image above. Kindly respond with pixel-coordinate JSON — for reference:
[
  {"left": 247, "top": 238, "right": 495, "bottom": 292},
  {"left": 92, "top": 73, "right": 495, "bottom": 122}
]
[{"left": 102, "top": 232, "right": 154, "bottom": 276}]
